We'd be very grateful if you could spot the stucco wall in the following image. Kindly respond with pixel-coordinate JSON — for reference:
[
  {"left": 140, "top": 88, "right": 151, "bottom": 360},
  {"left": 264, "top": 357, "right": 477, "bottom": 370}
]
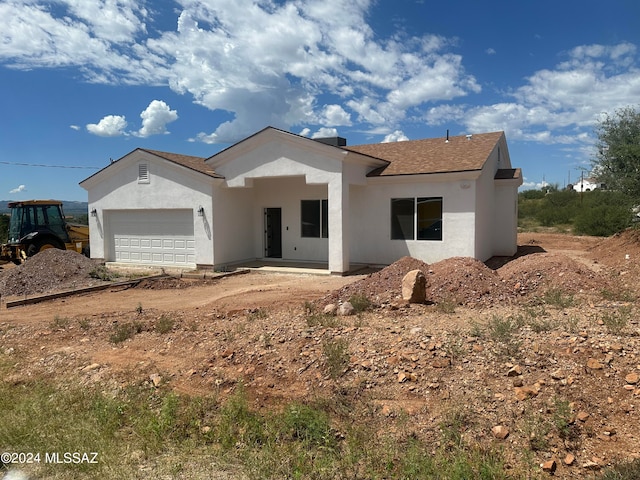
[
  {"left": 474, "top": 161, "right": 496, "bottom": 261},
  {"left": 349, "top": 177, "right": 477, "bottom": 266},
  {"left": 493, "top": 185, "right": 519, "bottom": 256},
  {"left": 84, "top": 151, "right": 214, "bottom": 266}
]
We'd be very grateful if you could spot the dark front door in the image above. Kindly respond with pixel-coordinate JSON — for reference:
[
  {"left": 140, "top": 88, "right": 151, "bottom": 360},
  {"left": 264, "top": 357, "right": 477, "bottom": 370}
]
[{"left": 264, "top": 208, "right": 282, "bottom": 258}]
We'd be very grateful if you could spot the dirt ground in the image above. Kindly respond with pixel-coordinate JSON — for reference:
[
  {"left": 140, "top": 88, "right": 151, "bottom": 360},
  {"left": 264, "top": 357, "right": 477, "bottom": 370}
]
[{"left": 2, "top": 231, "right": 640, "bottom": 478}]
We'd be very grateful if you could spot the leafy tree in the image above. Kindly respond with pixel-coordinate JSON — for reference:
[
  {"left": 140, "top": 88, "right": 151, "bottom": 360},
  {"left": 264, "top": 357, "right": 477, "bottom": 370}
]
[{"left": 593, "top": 106, "right": 640, "bottom": 199}]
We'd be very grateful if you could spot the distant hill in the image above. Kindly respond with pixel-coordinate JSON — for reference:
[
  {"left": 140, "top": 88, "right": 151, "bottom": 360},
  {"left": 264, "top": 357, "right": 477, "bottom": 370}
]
[{"left": 0, "top": 200, "right": 88, "bottom": 217}]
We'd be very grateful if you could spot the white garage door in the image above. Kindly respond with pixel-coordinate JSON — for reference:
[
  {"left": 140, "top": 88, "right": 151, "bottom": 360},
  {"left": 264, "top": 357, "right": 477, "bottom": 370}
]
[{"left": 108, "top": 210, "right": 196, "bottom": 266}]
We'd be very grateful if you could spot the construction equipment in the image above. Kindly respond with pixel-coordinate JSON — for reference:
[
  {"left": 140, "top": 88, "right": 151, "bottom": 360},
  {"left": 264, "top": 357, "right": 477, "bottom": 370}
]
[{"left": 0, "top": 200, "right": 89, "bottom": 264}]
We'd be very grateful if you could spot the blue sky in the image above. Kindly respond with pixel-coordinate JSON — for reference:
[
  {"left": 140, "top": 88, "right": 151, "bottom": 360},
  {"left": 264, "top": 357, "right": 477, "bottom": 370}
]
[{"left": 1, "top": 0, "right": 639, "bottom": 202}]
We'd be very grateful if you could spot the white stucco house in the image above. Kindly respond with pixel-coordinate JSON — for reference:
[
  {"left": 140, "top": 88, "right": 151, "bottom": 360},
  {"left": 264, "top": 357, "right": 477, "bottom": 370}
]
[
  {"left": 572, "top": 177, "right": 606, "bottom": 192},
  {"left": 79, "top": 127, "right": 522, "bottom": 274}
]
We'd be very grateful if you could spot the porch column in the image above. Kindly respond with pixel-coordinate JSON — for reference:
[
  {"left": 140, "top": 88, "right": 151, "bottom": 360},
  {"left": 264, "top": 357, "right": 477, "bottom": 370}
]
[{"left": 328, "top": 177, "right": 349, "bottom": 274}]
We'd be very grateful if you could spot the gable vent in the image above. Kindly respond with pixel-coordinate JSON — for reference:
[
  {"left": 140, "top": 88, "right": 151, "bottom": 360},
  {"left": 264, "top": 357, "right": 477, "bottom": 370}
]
[{"left": 138, "top": 163, "right": 149, "bottom": 183}]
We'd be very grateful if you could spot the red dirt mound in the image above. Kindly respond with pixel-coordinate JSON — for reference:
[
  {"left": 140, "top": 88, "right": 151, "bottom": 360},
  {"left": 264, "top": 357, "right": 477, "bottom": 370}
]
[
  {"left": 590, "top": 228, "right": 640, "bottom": 269},
  {"left": 497, "top": 252, "right": 613, "bottom": 295},
  {"left": 427, "top": 256, "right": 514, "bottom": 307},
  {"left": 322, "top": 255, "right": 515, "bottom": 308}
]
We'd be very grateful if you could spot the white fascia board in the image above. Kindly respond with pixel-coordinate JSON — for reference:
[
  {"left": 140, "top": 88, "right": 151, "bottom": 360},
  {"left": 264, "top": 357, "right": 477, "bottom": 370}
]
[
  {"left": 208, "top": 128, "right": 351, "bottom": 169},
  {"left": 365, "top": 170, "right": 482, "bottom": 185},
  {"left": 495, "top": 176, "right": 523, "bottom": 187}
]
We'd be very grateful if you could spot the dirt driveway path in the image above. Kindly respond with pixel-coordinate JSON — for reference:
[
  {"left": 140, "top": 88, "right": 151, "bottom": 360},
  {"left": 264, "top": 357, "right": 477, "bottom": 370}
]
[{"left": 0, "top": 272, "right": 356, "bottom": 325}]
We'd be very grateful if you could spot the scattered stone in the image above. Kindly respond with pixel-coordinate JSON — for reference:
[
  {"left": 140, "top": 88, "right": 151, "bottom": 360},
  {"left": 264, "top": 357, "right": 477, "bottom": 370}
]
[
  {"left": 81, "top": 363, "right": 101, "bottom": 372},
  {"left": 338, "top": 302, "right": 355, "bottom": 316},
  {"left": 587, "top": 358, "right": 604, "bottom": 370},
  {"left": 582, "top": 460, "right": 601, "bottom": 471},
  {"left": 550, "top": 369, "right": 565, "bottom": 380},
  {"left": 397, "top": 372, "right": 407, "bottom": 383},
  {"left": 507, "top": 365, "right": 522, "bottom": 377},
  {"left": 541, "top": 459, "right": 557, "bottom": 473},
  {"left": 576, "top": 411, "right": 590, "bottom": 422},
  {"left": 625, "top": 372, "right": 639, "bottom": 385},
  {"left": 432, "top": 358, "right": 451, "bottom": 368},
  {"left": 381, "top": 405, "right": 392, "bottom": 417},
  {"left": 564, "top": 453, "right": 575, "bottom": 466},
  {"left": 401, "top": 269, "right": 427, "bottom": 303},
  {"left": 149, "top": 373, "right": 162, "bottom": 387},
  {"left": 491, "top": 425, "right": 510, "bottom": 440},
  {"left": 323, "top": 304, "right": 337, "bottom": 315},
  {"left": 514, "top": 385, "right": 540, "bottom": 401}
]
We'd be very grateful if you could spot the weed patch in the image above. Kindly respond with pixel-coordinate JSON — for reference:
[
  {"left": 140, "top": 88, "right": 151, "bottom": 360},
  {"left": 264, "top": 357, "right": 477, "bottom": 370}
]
[
  {"left": 109, "top": 321, "right": 143, "bottom": 344},
  {"left": 600, "top": 306, "right": 631, "bottom": 334},
  {"left": 349, "top": 293, "right": 372, "bottom": 313},
  {"left": 322, "top": 338, "right": 350, "bottom": 379},
  {"left": 155, "top": 314, "right": 175, "bottom": 334}
]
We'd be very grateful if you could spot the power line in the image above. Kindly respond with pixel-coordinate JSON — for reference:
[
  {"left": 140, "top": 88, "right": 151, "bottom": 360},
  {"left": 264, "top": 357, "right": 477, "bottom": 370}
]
[{"left": 0, "top": 161, "right": 100, "bottom": 170}]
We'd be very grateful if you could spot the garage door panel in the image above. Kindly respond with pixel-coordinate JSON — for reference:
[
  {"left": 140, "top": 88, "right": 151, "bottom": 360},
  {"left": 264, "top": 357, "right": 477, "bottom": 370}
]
[{"left": 109, "top": 210, "right": 196, "bottom": 266}]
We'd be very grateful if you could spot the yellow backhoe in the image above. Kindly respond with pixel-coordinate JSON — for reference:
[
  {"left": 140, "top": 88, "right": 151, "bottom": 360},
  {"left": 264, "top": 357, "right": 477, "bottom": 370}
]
[{"left": 0, "top": 200, "right": 89, "bottom": 264}]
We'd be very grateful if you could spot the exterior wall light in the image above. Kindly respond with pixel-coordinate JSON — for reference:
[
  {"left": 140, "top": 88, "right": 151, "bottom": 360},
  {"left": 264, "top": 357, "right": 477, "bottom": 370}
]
[
  {"left": 90, "top": 208, "right": 97, "bottom": 217},
  {"left": 197, "top": 206, "right": 204, "bottom": 217}
]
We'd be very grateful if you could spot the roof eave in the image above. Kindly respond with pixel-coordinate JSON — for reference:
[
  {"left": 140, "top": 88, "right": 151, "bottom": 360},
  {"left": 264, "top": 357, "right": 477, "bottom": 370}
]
[{"left": 366, "top": 169, "right": 483, "bottom": 184}]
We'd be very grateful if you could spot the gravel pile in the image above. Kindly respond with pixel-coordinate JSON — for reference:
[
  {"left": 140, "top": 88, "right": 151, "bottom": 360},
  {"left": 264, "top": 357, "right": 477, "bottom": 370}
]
[{"left": 0, "top": 249, "right": 101, "bottom": 297}]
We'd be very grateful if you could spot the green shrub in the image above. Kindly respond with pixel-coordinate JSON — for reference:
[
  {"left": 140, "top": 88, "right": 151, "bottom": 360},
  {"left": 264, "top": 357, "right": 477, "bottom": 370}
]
[
  {"left": 109, "top": 321, "right": 143, "bottom": 344},
  {"left": 543, "top": 287, "right": 574, "bottom": 309},
  {"left": 323, "top": 338, "right": 350, "bottom": 379},
  {"left": 574, "top": 204, "right": 633, "bottom": 236},
  {"left": 307, "top": 313, "right": 341, "bottom": 328},
  {"left": 89, "top": 265, "right": 121, "bottom": 281},
  {"left": 596, "top": 458, "right": 640, "bottom": 480},
  {"left": 487, "top": 315, "right": 522, "bottom": 357},
  {"left": 600, "top": 306, "right": 631, "bottom": 334},
  {"left": 50, "top": 315, "right": 70, "bottom": 330},
  {"left": 155, "top": 315, "right": 175, "bottom": 334},
  {"left": 349, "top": 293, "right": 372, "bottom": 312}
]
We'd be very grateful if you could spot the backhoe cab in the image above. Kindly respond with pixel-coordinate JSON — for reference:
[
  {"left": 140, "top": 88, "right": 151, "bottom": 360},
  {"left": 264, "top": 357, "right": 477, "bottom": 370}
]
[{"left": 1, "top": 200, "right": 89, "bottom": 264}]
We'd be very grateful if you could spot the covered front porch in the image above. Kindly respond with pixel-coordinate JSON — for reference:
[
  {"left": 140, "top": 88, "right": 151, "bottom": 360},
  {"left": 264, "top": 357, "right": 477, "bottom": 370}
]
[{"left": 211, "top": 175, "right": 352, "bottom": 274}]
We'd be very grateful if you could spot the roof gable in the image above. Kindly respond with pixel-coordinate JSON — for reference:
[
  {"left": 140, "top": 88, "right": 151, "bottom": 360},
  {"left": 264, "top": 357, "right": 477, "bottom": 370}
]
[
  {"left": 206, "top": 126, "right": 388, "bottom": 172},
  {"left": 346, "top": 131, "right": 505, "bottom": 176},
  {"left": 140, "top": 149, "right": 221, "bottom": 178}
]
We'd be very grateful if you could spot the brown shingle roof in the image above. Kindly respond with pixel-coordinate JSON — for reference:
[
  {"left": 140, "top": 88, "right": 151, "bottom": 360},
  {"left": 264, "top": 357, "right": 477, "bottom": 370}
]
[
  {"left": 141, "top": 149, "right": 221, "bottom": 178},
  {"left": 346, "top": 131, "right": 504, "bottom": 176}
]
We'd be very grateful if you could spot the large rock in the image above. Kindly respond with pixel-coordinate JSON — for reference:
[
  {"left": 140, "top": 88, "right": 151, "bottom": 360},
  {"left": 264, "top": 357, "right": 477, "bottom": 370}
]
[{"left": 401, "top": 269, "right": 427, "bottom": 303}]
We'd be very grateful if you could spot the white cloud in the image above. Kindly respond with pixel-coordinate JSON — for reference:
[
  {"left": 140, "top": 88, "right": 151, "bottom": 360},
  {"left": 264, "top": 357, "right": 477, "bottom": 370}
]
[
  {"left": 382, "top": 130, "right": 409, "bottom": 143},
  {"left": 0, "top": 1, "right": 163, "bottom": 83},
  {"left": 86, "top": 101, "right": 177, "bottom": 138},
  {"left": 0, "top": 0, "right": 480, "bottom": 143},
  {"left": 459, "top": 42, "right": 640, "bottom": 144},
  {"left": 135, "top": 100, "right": 178, "bottom": 137},
  {"left": 521, "top": 179, "right": 550, "bottom": 191},
  {"left": 10, "top": 184, "right": 26, "bottom": 194},
  {"left": 2, "top": 2, "right": 638, "bottom": 151},
  {"left": 70, "top": 125, "right": 81, "bottom": 131},
  {"left": 62, "top": 0, "right": 148, "bottom": 43},
  {"left": 321, "top": 105, "right": 352, "bottom": 126},
  {"left": 86, "top": 115, "right": 128, "bottom": 137},
  {"left": 311, "top": 127, "right": 339, "bottom": 139}
]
